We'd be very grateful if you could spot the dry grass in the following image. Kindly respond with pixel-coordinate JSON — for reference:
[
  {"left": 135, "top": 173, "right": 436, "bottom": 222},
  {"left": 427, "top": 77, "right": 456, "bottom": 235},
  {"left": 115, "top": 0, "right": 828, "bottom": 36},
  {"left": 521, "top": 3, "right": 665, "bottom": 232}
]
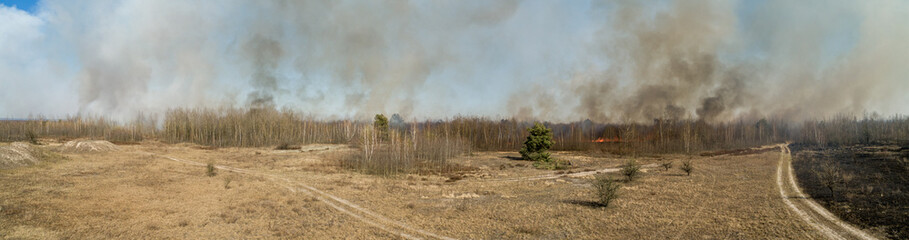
[
  {"left": 322, "top": 151, "right": 823, "bottom": 239},
  {"left": 0, "top": 141, "right": 840, "bottom": 239},
  {"left": 0, "top": 143, "right": 395, "bottom": 239}
]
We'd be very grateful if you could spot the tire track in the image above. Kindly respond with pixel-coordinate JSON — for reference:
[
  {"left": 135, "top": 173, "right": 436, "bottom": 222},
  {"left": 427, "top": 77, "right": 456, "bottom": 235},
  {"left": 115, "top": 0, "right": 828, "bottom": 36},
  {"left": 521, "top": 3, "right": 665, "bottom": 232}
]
[
  {"left": 777, "top": 144, "right": 878, "bottom": 240},
  {"left": 145, "top": 151, "right": 454, "bottom": 240}
]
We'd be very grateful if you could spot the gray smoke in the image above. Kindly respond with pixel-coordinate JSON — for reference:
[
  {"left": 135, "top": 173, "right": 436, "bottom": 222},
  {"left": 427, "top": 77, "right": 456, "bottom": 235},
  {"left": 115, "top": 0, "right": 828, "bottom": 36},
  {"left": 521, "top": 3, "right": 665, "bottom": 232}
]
[
  {"left": 243, "top": 35, "right": 283, "bottom": 108},
  {"left": 1, "top": 0, "right": 907, "bottom": 122},
  {"left": 508, "top": 0, "right": 909, "bottom": 123}
]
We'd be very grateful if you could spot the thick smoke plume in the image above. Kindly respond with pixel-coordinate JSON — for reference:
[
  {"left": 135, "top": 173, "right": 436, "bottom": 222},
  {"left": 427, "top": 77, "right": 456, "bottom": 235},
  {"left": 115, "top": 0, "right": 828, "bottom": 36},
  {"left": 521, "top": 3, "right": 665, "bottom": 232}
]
[
  {"left": 510, "top": 0, "right": 909, "bottom": 123},
  {"left": 0, "top": 0, "right": 907, "bottom": 122}
]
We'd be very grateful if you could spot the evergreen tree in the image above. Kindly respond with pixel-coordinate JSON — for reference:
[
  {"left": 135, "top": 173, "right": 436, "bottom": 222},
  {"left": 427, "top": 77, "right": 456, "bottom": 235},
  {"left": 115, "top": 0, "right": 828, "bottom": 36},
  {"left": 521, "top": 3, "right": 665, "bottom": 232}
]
[
  {"left": 374, "top": 114, "right": 389, "bottom": 140},
  {"left": 520, "top": 122, "right": 554, "bottom": 162}
]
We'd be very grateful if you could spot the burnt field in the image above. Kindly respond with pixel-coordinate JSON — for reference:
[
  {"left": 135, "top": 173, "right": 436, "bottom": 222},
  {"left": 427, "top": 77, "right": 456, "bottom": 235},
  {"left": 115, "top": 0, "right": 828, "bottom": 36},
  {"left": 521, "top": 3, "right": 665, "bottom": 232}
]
[{"left": 791, "top": 142, "right": 909, "bottom": 239}]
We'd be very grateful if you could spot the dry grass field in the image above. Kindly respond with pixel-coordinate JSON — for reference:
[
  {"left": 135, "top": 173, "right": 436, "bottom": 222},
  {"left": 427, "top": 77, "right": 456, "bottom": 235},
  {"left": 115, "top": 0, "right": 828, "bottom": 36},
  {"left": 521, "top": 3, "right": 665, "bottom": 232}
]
[{"left": 0, "top": 139, "right": 844, "bottom": 239}]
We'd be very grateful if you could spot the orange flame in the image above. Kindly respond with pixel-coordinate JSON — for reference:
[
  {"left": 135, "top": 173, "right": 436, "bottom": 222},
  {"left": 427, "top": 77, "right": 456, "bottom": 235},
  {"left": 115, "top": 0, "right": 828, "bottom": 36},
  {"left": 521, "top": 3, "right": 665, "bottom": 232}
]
[{"left": 592, "top": 137, "right": 622, "bottom": 143}]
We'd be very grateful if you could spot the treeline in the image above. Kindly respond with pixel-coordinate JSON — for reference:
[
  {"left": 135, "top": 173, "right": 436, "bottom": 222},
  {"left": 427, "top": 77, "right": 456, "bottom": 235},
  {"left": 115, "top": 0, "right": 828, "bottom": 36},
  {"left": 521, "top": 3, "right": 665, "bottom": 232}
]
[
  {"left": 3, "top": 108, "right": 908, "bottom": 154},
  {"left": 162, "top": 108, "right": 355, "bottom": 147},
  {"left": 0, "top": 114, "right": 154, "bottom": 143},
  {"left": 433, "top": 117, "right": 793, "bottom": 154},
  {"left": 793, "top": 114, "right": 909, "bottom": 146}
]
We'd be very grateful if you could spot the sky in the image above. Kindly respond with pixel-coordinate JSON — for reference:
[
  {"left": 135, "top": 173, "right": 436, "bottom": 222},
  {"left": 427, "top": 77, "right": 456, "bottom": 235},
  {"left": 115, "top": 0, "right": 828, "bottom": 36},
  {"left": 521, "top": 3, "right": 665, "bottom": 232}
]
[
  {"left": 0, "top": 0, "right": 37, "bottom": 13},
  {"left": 1, "top": 0, "right": 907, "bottom": 123}
]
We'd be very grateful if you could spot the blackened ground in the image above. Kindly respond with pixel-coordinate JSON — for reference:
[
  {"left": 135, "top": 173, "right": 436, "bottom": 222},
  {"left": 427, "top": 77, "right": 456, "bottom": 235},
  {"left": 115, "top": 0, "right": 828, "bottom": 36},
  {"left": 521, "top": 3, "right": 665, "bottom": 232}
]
[
  {"left": 699, "top": 145, "right": 781, "bottom": 157},
  {"left": 791, "top": 142, "right": 909, "bottom": 239}
]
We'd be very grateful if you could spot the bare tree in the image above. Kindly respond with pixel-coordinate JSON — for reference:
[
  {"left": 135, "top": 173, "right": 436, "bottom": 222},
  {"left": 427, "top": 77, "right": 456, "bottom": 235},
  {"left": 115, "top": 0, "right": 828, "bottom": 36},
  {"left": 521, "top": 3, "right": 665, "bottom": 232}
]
[{"left": 815, "top": 161, "right": 853, "bottom": 201}]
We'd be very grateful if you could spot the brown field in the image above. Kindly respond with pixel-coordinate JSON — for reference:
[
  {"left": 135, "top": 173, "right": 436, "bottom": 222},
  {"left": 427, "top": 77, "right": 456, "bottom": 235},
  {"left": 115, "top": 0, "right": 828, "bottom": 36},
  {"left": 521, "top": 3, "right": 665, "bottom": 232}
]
[{"left": 0, "top": 140, "right": 844, "bottom": 239}]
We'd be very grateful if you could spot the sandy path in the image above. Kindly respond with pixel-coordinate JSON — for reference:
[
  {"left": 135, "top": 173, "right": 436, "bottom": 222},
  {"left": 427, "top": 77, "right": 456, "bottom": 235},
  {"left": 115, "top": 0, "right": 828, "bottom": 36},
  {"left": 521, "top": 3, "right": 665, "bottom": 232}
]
[
  {"left": 476, "top": 163, "right": 660, "bottom": 182},
  {"left": 776, "top": 144, "right": 878, "bottom": 240},
  {"left": 145, "top": 151, "right": 454, "bottom": 240}
]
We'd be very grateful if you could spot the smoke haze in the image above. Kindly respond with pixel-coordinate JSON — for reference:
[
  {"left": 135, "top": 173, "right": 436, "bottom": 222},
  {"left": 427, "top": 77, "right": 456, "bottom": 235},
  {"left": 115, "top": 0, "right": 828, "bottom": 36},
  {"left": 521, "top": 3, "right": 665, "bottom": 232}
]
[{"left": 1, "top": 0, "right": 907, "bottom": 122}]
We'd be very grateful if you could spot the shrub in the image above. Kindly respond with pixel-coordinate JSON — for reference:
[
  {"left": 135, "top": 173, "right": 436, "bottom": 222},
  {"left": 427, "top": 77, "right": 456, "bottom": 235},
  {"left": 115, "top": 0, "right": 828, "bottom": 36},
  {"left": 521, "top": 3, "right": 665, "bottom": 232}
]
[
  {"left": 533, "top": 158, "right": 570, "bottom": 170},
  {"left": 520, "top": 122, "right": 554, "bottom": 164},
  {"left": 681, "top": 159, "right": 693, "bottom": 176},
  {"left": 223, "top": 176, "right": 233, "bottom": 189},
  {"left": 206, "top": 163, "right": 217, "bottom": 177},
  {"left": 592, "top": 174, "right": 620, "bottom": 207},
  {"left": 26, "top": 131, "right": 39, "bottom": 145},
  {"left": 815, "top": 161, "right": 853, "bottom": 201},
  {"left": 621, "top": 159, "right": 640, "bottom": 182},
  {"left": 660, "top": 160, "right": 673, "bottom": 171},
  {"left": 274, "top": 142, "right": 301, "bottom": 150}
]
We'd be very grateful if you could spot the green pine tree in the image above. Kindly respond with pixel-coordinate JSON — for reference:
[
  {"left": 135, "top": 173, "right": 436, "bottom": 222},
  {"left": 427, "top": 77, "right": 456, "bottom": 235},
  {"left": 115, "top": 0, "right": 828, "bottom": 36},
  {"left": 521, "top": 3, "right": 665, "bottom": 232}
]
[
  {"left": 520, "top": 123, "right": 562, "bottom": 169},
  {"left": 374, "top": 114, "right": 389, "bottom": 141}
]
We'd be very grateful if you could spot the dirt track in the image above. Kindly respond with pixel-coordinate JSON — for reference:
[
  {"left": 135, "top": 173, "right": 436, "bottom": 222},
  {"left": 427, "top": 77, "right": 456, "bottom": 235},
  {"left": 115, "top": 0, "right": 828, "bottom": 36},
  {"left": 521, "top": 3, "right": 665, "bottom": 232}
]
[
  {"left": 150, "top": 151, "right": 453, "bottom": 240},
  {"left": 776, "top": 144, "right": 878, "bottom": 240}
]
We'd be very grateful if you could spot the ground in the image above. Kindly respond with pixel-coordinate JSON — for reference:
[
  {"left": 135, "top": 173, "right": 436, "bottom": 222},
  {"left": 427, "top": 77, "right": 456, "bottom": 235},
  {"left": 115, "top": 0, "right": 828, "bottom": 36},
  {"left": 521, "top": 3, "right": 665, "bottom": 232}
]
[
  {"left": 791, "top": 143, "right": 909, "bottom": 239},
  {"left": 0, "top": 140, "right": 866, "bottom": 239}
]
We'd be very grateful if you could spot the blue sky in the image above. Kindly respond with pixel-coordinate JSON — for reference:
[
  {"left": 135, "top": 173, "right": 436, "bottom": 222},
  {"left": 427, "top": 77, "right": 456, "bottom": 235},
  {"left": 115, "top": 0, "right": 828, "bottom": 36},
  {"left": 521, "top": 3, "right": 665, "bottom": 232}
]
[
  {"left": 0, "top": 0, "right": 907, "bottom": 122},
  {"left": 0, "top": 0, "right": 38, "bottom": 13}
]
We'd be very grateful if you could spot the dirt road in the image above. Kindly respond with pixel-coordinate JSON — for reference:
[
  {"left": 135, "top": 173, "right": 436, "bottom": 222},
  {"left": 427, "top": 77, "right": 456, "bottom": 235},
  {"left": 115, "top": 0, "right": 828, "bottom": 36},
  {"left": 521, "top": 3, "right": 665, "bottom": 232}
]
[{"left": 776, "top": 144, "right": 878, "bottom": 240}]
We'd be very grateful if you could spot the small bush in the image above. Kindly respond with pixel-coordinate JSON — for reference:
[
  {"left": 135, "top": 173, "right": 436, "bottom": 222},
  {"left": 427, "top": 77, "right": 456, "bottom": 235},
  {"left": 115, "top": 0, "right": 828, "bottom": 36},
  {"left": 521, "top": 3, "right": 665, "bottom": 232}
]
[
  {"left": 681, "top": 159, "right": 693, "bottom": 176},
  {"left": 620, "top": 159, "right": 640, "bottom": 182},
  {"left": 533, "top": 158, "right": 570, "bottom": 170},
  {"left": 274, "top": 142, "right": 300, "bottom": 150},
  {"left": 660, "top": 160, "right": 673, "bottom": 171},
  {"left": 815, "top": 161, "right": 853, "bottom": 201},
  {"left": 592, "top": 174, "right": 620, "bottom": 207},
  {"left": 206, "top": 163, "right": 217, "bottom": 177},
  {"left": 26, "top": 131, "right": 39, "bottom": 145},
  {"left": 223, "top": 176, "right": 233, "bottom": 189}
]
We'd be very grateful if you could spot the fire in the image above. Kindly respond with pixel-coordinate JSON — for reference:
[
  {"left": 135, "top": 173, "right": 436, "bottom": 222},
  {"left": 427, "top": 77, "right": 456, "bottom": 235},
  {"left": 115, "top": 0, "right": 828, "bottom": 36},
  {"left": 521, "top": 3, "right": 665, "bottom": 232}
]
[{"left": 592, "top": 137, "right": 622, "bottom": 143}]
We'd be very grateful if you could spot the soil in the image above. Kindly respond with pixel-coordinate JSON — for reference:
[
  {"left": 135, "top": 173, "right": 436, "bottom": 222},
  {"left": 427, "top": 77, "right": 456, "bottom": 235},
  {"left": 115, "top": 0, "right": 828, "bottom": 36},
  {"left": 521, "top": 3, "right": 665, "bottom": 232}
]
[
  {"left": 791, "top": 143, "right": 909, "bottom": 239},
  {"left": 700, "top": 145, "right": 781, "bottom": 157},
  {"left": 59, "top": 140, "right": 119, "bottom": 153}
]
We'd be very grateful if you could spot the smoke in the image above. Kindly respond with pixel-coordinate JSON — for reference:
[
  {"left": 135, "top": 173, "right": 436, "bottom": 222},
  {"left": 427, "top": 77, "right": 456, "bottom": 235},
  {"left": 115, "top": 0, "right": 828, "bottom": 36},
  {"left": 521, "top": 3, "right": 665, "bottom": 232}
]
[
  {"left": 243, "top": 35, "right": 283, "bottom": 108},
  {"left": 1, "top": 0, "right": 907, "bottom": 122},
  {"left": 508, "top": 0, "right": 909, "bottom": 123}
]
